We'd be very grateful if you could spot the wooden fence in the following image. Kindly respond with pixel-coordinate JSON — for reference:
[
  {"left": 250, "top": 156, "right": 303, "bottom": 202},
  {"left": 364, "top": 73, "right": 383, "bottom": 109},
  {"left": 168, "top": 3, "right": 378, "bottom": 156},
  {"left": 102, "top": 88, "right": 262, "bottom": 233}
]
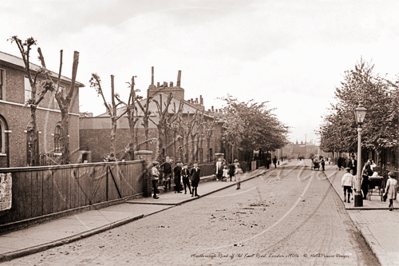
[{"left": 0, "top": 160, "right": 144, "bottom": 226}]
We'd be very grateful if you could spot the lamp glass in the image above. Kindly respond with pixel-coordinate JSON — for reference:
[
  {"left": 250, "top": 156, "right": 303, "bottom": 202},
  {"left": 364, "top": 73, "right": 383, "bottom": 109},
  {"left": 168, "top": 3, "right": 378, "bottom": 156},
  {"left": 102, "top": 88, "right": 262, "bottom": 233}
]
[{"left": 355, "top": 106, "right": 367, "bottom": 124}]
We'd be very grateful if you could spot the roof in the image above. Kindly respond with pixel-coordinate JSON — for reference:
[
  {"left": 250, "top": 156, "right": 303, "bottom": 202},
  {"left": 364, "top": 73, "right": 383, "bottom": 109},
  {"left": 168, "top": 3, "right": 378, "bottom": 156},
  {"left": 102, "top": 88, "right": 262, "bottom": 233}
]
[
  {"left": 0, "top": 51, "right": 85, "bottom": 87},
  {"left": 97, "top": 92, "right": 215, "bottom": 119}
]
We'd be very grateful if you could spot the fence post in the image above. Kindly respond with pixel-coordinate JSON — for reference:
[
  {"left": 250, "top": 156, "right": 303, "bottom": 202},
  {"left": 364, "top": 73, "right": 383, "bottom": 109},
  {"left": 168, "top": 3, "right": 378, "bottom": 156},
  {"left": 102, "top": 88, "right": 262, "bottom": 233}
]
[{"left": 135, "top": 150, "right": 153, "bottom": 197}]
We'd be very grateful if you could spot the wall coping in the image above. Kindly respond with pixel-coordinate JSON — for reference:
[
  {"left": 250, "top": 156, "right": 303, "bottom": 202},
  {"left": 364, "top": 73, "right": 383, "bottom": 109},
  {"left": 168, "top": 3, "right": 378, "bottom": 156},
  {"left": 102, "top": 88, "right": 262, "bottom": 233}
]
[{"left": 0, "top": 160, "right": 144, "bottom": 173}]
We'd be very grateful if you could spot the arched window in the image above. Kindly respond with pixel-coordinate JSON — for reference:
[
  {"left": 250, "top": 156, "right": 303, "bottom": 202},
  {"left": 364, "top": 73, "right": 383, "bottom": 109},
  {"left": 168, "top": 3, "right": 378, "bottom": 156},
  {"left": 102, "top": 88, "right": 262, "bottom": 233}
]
[{"left": 54, "top": 125, "right": 61, "bottom": 153}]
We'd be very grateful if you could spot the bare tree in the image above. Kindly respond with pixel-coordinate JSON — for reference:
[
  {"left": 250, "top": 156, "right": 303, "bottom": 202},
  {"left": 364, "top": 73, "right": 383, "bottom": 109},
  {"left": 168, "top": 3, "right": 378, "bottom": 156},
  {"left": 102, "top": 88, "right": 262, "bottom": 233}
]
[
  {"left": 35, "top": 46, "right": 79, "bottom": 164},
  {"left": 166, "top": 101, "right": 184, "bottom": 161},
  {"left": 204, "top": 119, "right": 217, "bottom": 162},
  {"left": 115, "top": 76, "right": 141, "bottom": 160},
  {"left": 89, "top": 74, "right": 125, "bottom": 160},
  {"left": 152, "top": 93, "right": 174, "bottom": 161},
  {"left": 8, "top": 36, "right": 54, "bottom": 166}
]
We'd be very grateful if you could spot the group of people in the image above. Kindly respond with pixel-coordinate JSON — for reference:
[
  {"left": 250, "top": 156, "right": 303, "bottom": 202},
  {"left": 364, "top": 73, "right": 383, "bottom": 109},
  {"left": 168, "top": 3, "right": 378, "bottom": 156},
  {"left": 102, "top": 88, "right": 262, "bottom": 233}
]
[
  {"left": 150, "top": 157, "right": 245, "bottom": 199},
  {"left": 215, "top": 158, "right": 244, "bottom": 189},
  {"left": 311, "top": 156, "right": 326, "bottom": 171},
  {"left": 341, "top": 159, "right": 397, "bottom": 210},
  {"left": 150, "top": 157, "right": 201, "bottom": 199}
]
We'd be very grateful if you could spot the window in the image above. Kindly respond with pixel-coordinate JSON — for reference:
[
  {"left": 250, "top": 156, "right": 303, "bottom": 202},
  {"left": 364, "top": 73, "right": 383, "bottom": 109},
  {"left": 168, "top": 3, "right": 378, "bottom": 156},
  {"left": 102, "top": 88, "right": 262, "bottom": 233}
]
[
  {"left": 54, "top": 125, "right": 61, "bottom": 153},
  {"left": 0, "top": 116, "right": 8, "bottom": 155},
  {"left": 0, "top": 69, "right": 4, "bottom": 100},
  {"left": 24, "top": 77, "right": 31, "bottom": 103}
]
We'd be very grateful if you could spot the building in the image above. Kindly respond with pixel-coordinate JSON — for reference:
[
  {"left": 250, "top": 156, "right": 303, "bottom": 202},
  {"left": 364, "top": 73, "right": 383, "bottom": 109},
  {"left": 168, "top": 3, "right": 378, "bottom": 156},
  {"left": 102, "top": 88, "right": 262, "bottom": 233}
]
[
  {"left": 281, "top": 140, "right": 319, "bottom": 159},
  {"left": 0, "top": 51, "right": 85, "bottom": 167},
  {"left": 80, "top": 68, "right": 224, "bottom": 163}
]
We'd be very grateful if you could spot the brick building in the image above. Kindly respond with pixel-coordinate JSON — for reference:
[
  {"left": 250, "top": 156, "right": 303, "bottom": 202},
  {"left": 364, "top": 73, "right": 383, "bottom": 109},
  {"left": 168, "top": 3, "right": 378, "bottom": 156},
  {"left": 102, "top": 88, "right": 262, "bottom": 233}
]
[
  {"left": 0, "top": 51, "right": 84, "bottom": 167},
  {"left": 80, "top": 68, "right": 224, "bottom": 163}
]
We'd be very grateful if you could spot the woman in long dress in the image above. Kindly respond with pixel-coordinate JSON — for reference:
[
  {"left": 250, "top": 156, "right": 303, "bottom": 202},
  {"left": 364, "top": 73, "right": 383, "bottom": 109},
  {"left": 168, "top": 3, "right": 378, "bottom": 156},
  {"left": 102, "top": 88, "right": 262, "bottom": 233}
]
[{"left": 385, "top": 172, "right": 398, "bottom": 211}]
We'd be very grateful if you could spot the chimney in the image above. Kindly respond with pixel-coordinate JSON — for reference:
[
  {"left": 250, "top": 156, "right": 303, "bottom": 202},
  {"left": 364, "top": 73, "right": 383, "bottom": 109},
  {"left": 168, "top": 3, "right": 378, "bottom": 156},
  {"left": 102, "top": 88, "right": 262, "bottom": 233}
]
[
  {"left": 157, "top": 82, "right": 160, "bottom": 87},
  {"left": 211, "top": 106, "right": 214, "bottom": 112},
  {"left": 191, "top": 98, "right": 193, "bottom": 103},
  {"left": 163, "top": 81, "right": 167, "bottom": 87},
  {"left": 200, "top": 95, "right": 203, "bottom": 105},
  {"left": 151, "top": 66, "right": 154, "bottom": 86},
  {"left": 177, "top": 70, "right": 181, "bottom": 86},
  {"left": 195, "top": 98, "right": 198, "bottom": 104},
  {"left": 208, "top": 109, "right": 211, "bottom": 112},
  {"left": 170, "top": 81, "right": 173, "bottom": 87}
]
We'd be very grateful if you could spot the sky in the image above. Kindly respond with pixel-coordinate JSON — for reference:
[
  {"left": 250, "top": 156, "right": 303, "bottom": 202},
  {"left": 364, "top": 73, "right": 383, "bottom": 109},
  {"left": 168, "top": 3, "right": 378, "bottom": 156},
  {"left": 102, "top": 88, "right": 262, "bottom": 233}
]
[{"left": 2, "top": 0, "right": 399, "bottom": 144}]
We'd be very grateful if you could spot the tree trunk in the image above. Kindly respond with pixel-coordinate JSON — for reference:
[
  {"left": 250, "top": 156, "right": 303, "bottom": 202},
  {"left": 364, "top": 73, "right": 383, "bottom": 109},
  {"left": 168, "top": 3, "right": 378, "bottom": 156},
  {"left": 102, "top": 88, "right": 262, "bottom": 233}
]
[
  {"left": 191, "top": 134, "right": 195, "bottom": 163},
  {"left": 60, "top": 109, "right": 70, "bottom": 164},
  {"left": 207, "top": 138, "right": 211, "bottom": 162},
  {"left": 144, "top": 119, "right": 149, "bottom": 150},
  {"left": 185, "top": 134, "right": 189, "bottom": 164},
  {"left": 173, "top": 129, "right": 177, "bottom": 162}
]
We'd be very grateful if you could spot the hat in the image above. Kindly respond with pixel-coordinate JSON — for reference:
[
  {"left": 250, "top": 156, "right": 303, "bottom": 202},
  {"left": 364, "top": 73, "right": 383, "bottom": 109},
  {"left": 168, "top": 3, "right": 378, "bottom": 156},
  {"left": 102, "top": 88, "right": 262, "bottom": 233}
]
[
  {"left": 152, "top": 161, "right": 159, "bottom": 165},
  {"left": 345, "top": 167, "right": 351, "bottom": 172},
  {"left": 388, "top": 172, "right": 396, "bottom": 177}
]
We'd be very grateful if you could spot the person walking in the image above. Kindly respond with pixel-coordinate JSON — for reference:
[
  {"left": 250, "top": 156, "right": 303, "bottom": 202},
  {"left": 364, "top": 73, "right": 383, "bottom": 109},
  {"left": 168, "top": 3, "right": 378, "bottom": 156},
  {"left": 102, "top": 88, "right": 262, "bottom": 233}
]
[
  {"left": 151, "top": 161, "right": 160, "bottom": 199},
  {"left": 161, "top": 157, "right": 172, "bottom": 191},
  {"left": 173, "top": 161, "right": 182, "bottom": 193},
  {"left": 341, "top": 167, "right": 354, "bottom": 203},
  {"left": 228, "top": 161, "right": 235, "bottom": 182},
  {"left": 191, "top": 162, "right": 201, "bottom": 197},
  {"left": 181, "top": 163, "right": 191, "bottom": 194},
  {"left": 272, "top": 156, "right": 277, "bottom": 168},
  {"left": 320, "top": 156, "right": 325, "bottom": 171},
  {"left": 385, "top": 172, "right": 398, "bottom": 211}
]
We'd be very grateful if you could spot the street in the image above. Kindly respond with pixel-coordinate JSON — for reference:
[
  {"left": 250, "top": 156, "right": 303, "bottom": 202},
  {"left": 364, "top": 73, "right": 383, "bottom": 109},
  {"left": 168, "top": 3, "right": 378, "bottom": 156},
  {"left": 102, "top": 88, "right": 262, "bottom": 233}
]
[{"left": 6, "top": 161, "right": 379, "bottom": 266}]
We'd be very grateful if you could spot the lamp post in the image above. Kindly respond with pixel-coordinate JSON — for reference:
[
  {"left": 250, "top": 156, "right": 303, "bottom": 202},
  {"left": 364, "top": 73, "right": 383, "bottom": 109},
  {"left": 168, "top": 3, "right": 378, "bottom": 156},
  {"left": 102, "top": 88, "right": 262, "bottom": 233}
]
[{"left": 354, "top": 102, "right": 367, "bottom": 207}]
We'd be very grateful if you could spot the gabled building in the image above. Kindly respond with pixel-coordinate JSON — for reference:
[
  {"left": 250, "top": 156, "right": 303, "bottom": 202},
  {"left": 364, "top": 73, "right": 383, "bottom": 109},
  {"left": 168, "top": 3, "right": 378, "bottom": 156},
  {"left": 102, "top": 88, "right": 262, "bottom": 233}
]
[{"left": 0, "top": 51, "right": 85, "bottom": 167}]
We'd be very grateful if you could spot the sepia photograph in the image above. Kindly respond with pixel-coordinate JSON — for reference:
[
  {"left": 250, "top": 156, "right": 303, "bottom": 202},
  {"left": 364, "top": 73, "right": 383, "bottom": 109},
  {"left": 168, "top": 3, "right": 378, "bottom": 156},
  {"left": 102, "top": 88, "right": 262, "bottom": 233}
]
[{"left": 0, "top": 0, "right": 398, "bottom": 265}]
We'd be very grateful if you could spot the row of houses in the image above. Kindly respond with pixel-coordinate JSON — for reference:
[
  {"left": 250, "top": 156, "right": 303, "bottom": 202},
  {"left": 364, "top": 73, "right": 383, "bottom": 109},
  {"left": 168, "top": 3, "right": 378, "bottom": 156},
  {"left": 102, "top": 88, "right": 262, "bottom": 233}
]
[{"left": 0, "top": 51, "right": 231, "bottom": 168}]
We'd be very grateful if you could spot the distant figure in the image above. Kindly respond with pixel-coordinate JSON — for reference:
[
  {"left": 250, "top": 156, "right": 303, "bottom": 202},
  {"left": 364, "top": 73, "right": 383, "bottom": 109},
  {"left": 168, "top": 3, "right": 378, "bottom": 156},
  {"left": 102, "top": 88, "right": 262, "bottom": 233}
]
[
  {"left": 337, "top": 157, "right": 342, "bottom": 170},
  {"left": 216, "top": 158, "right": 223, "bottom": 181},
  {"left": 160, "top": 157, "right": 172, "bottom": 191},
  {"left": 341, "top": 168, "right": 354, "bottom": 203},
  {"left": 222, "top": 165, "right": 229, "bottom": 181},
  {"left": 385, "top": 172, "right": 398, "bottom": 211},
  {"left": 361, "top": 161, "right": 372, "bottom": 200},
  {"left": 151, "top": 161, "right": 160, "bottom": 199},
  {"left": 273, "top": 156, "right": 277, "bottom": 168},
  {"left": 320, "top": 157, "right": 325, "bottom": 171},
  {"left": 181, "top": 163, "right": 191, "bottom": 194},
  {"left": 347, "top": 156, "right": 357, "bottom": 176},
  {"left": 173, "top": 162, "right": 182, "bottom": 193},
  {"left": 190, "top": 162, "right": 201, "bottom": 197},
  {"left": 265, "top": 158, "right": 270, "bottom": 169},
  {"left": 228, "top": 161, "right": 235, "bottom": 182},
  {"left": 235, "top": 163, "right": 244, "bottom": 190}
]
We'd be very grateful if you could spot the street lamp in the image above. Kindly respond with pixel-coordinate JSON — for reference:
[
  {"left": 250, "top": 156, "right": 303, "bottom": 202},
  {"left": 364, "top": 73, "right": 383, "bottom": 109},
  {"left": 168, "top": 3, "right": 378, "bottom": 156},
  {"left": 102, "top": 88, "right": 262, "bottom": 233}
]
[{"left": 354, "top": 102, "right": 367, "bottom": 207}]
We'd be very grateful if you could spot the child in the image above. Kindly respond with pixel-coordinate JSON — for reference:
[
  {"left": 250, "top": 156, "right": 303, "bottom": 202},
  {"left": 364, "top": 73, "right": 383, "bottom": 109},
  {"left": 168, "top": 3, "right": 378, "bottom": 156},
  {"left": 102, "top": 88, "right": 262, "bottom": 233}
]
[
  {"left": 222, "top": 165, "right": 229, "bottom": 182},
  {"left": 341, "top": 167, "right": 353, "bottom": 203},
  {"left": 235, "top": 163, "right": 244, "bottom": 190},
  {"left": 151, "top": 161, "right": 160, "bottom": 199},
  {"left": 191, "top": 162, "right": 201, "bottom": 197}
]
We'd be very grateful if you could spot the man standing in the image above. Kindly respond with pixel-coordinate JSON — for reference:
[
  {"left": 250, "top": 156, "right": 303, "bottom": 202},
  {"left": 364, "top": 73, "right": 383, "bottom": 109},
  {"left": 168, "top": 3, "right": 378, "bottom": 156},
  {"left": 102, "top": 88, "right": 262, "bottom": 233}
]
[
  {"left": 161, "top": 157, "right": 172, "bottom": 191},
  {"left": 173, "top": 162, "right": 182, "bottom": 193},
  {"left": 181, "top": 163, "right": 191, "bottom": 194},
  {"left": 347, "top": 156, "right": 357, "bottom": 176},
  {"left": 151, "top": 161, "right": 160, "bottom": 199},
  {"left": 273, "top": 156, "right": 277, "bottom": 168},
  {"left": 191, "top": 162, "right": 201, "bottom": 197},
  {"left": 228, "top": 161, "right": 235, "bottom": 182},
  {"left": 216, "top": 158, "right": 223, "bottom": 181}
]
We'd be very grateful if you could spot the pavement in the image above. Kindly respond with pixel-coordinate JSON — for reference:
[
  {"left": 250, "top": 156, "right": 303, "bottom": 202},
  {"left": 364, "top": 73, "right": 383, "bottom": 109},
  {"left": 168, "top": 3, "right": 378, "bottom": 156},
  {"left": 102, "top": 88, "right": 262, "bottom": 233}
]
[
  {"left": 324, "top": 163, "right": 399, "bottom": 266},
  {"left": 0, "top": 167, "right": 268, "bottom": 263}
]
